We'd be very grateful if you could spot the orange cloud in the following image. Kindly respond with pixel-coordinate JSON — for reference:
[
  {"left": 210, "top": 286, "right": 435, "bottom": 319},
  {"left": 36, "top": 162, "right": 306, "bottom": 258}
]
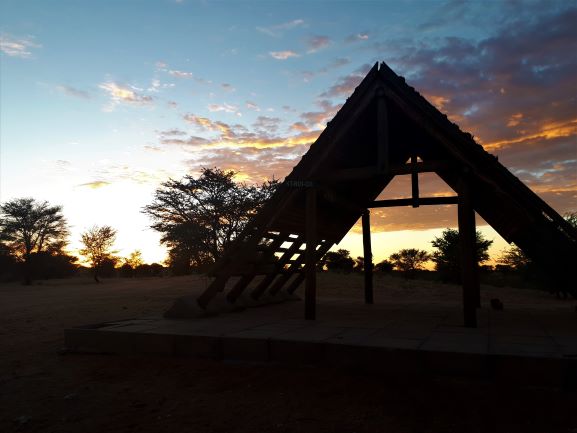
[{"left": 483, "top": 119, "right": 577, "bottom": 150}]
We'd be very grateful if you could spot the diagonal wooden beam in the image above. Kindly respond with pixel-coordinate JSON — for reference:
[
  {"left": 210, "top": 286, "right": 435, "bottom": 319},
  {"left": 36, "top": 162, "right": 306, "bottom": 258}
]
[
  {"left": 250, "top": 236, "right": 304, "bottom": 300},
  {"left": 226, "top": 234, "right": 288, "bottom": 303},
  {"left": 285, "top": 240, "right": 334, "bottom": 295}
]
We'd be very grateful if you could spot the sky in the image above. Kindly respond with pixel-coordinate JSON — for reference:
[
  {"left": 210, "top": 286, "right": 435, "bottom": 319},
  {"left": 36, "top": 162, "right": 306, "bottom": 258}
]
[{"left": 1, "top": 0, "right": 576, "bottom": 266}]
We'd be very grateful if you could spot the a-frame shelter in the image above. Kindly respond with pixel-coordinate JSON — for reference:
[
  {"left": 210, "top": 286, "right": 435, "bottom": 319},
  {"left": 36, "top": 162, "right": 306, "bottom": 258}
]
[{"left": 167, "top": 62, "right": 577, "bottom": 328}]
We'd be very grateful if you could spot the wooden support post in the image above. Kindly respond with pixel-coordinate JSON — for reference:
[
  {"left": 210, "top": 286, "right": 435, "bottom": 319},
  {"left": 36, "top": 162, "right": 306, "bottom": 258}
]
[
  {"left": 377, "top": 88, "right": 389, "bottom": 173},
  {"left": 411, "top": 154, "right": 419, "bottom": 208},
  {"left": 362, "top": 210, "right": 374, "bottom": 304},
  {"left": 458, "top": 178, "right": 479, "bottom": 328},
  {"left": 305, "top": 188, "right": 317, "bottom": 320}
]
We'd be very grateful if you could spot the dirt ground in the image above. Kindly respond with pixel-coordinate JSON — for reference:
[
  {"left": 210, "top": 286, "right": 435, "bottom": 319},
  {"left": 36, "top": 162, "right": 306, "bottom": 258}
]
[{"left": 1, "top": 274, "right": 576, "bottom": 433}]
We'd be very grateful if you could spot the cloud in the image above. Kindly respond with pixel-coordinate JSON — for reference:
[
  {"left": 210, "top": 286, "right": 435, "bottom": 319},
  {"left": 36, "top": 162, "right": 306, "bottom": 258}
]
[
  {"left": 163, "top": 112, "right": 322, "bottom": 151},
  {"left": 246, "top": 101, "right": 260, "bottom": 111},
  {"left": 159, "top": 128, "right": 187, "bottom": 136},
  {"left": 221, "top": 83, "right": 235, "bottom": 92},
  {"left": 0, "top": 34, "right": 41, "bottom": 58},
  {"left": 306, "top": 35, "right": 330, "bottom": 53},
  {"left": 148, "top": 79, "right": 174, "bottom": 93},
  {"left": 289, "top": 122, "right": 309, "bottom": 133},
  {"left": 253, "top": 116, "right": 281, "bottom": 134},
  {"left": 319, "top": 64, "right": 373, "bottom": 98},
  {"left": 301, "top": 58, "right": 351, "bottom": 82},
  {"left": 299, "top": 99, "right": 343, "bottom": 129},
  {"left": 257, "top": 19, "right": 305, "bottom": 37},
  {"left": 168, "top": 69, "right": 193, "bottom": 78},
  {"left": 78, "top": 181, "right": 111, "bottom": 189},
  {"left": 368, "top": 6, "right": 577, "bottom": 215},
  {"left": 99, "top": 82, "right": 153, "bottom": 109},
  {"left": 207, "top": 102, "right": 241, "bottom": 116},
  {"left": 269, "top": 50, "right": 299, "bottom": 60},
  {"left": 345, "top": 33, "right": 370, "bottom": 43},
  {"left": 385, "top": 8, "right": 577, "bottom": 149},
  {"left": 56, "top": 85, "right": 90, "bottom": 99}
]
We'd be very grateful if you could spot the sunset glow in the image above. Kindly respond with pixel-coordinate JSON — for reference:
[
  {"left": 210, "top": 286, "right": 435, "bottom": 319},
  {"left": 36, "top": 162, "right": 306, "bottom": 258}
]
[{"left": 1, "top": 1, "right": 575, "bottom": 265}]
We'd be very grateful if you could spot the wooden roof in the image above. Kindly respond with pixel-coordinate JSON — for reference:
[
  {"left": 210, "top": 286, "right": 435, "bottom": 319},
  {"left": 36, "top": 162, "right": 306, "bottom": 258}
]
[{"left": 193, "top": 61, "right": 577, "bottom": 309}]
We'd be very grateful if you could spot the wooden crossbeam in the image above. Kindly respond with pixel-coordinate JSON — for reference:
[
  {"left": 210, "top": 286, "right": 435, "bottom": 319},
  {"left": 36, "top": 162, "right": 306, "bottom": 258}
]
[{"left": 371, "top": 196, "right": 459, "bottom": 208}]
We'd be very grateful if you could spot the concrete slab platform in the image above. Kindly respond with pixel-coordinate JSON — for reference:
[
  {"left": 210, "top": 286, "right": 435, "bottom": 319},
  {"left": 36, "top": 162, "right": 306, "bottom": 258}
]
[{"left": 64, "top": 298, "right": 577, "bottom": 388}]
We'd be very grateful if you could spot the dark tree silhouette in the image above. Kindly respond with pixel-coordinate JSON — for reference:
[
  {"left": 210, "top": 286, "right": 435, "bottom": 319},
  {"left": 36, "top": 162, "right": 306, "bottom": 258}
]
[
  {"left": 79, "top": 225, "right": 118, "bottom": 282},
  {"left": 0, "top": 198, "right": 69, "bottom": 284},
  {"left": 323, "top": 249, "right": 355, "bottom": 273},
  {"left": 497, "top": 245, "right": 530, "bottom": 272},
  {"left": 389, "top": 248, "right": 430, "bottom": 277},
  {"left": 374, "top": 259, "right": 394, "bottom": 273},
  {"left": 143, "top": 167, "right": 278, "bottom": 273},
  {"left": 431, "top": 228, "right": 492, "bottom": 282}
]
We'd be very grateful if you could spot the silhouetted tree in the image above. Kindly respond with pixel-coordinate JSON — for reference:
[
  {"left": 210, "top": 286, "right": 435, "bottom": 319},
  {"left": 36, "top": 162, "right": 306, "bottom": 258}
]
[
  {"left": 0, "top": 239, "right": 18, "bottom": 281},
  {"left": 124, "top": 250, "right": 144, "bottom": 269},
  {"left": 143, "top": 167, "right": 278, "bottom": 273},
  {"left": 323, "top": 249, "right": 355, "bottom": 273},
  {"left": 79, "top": 225, "right": 118, "bottom": 282},
  {"left": 431, "top": 228, "right": 493, "bottom": 282},
  {"left": 497, "top": 245, "right": 530, "bottom": 272},
  {"left": 374, "top": 259, "right": 394, "bottom": 273},
  {"left": 354, "top": 256, "right": 364, "bottom": 272},
  {"left": 0, "top": 198, "right": 69, "bottom": 284},
  {"left": 119, "top": 250, "right": 144, "bottom": 277},
  {"left": 389, "top": 248, "right": 430, "bottom": 278}
]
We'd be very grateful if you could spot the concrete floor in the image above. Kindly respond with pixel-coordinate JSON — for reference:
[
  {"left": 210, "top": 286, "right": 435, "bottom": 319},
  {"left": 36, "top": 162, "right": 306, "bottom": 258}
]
[{"left": 65, "top": 297, "right": 577, "bottom": 387}]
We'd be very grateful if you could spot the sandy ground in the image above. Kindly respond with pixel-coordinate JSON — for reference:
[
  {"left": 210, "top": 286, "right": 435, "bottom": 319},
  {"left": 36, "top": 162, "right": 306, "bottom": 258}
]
[{"left": 1, "top": 274, "right": 576, "bottom": 433}]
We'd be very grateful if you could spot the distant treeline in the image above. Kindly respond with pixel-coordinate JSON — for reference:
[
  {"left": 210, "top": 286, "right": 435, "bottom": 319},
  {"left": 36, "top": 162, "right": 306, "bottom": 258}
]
[{"left": 2, "top": 168, "right": 576, "bottom": 292}]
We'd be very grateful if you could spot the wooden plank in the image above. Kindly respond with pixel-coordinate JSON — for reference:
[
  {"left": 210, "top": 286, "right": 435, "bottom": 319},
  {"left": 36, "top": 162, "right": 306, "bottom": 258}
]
[
  {"left": 226, "top": 235, "right": 287, "bottom": 303},
  {"left": 251, "top": 238, "right": 304, "bottom": 299},
  {"left": 371, "top": 196, "right": 459, "bottom": 208},
  {"left": 458, "top": 178, "right": 479, "bottom": 328},
  {"left": 268, "top": 239, "right": 330, "bottom": 296},
  {"left": 197, "top": 274, "right": 229, "bottom": 309},
  {"left": 286, "top": 240, "right": 333, "bottom": 295},
  {"left": 305, "top": 188, "right": 317, "bottom": 320},
  {"left": 411, "top": 155, "right": 419, "bottom": 208},
  {"left": 284, "top": 273, "right": 306, "bottom": 296},
  {"left": 362, "top": 210, "right": 373, "bottom": 304}
]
